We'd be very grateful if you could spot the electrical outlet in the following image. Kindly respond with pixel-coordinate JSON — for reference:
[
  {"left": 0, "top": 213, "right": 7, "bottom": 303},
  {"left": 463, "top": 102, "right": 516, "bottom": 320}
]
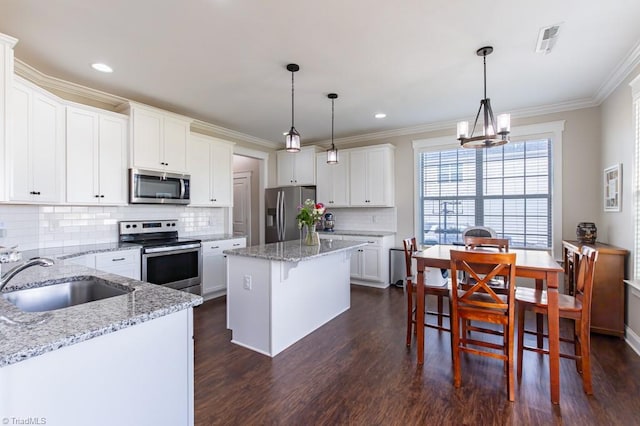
[{"left": 243, "top": 275, "right": 252, "bottom": 290}]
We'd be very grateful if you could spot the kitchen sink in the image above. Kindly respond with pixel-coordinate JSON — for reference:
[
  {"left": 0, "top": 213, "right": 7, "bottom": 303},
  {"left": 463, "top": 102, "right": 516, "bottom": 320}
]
[{"left": 2, "top": 276, "right": 133, "bottom": 312}]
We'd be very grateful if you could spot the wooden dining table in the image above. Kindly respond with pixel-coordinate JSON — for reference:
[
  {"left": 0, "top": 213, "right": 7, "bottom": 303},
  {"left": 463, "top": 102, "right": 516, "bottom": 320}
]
[{"left": 413, "top": 244, "right": 564, "bottom": 404}]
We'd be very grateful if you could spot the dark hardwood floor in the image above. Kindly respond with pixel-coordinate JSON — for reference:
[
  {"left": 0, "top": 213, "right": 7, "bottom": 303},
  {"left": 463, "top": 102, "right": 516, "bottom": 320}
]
[{"left": 194, "top": 286, "right": 640, "bottom": 425}]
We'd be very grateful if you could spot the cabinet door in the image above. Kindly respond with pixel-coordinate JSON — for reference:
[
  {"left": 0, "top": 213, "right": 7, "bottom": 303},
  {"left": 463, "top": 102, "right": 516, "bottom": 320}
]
[
  {"left": 349, "top": 150, "right": 368, "bottom": 206},
  {"left": 9, "top": 84, "right": 32, "bottom": 200},
  {"left": 293, "top": 147, "right": 316, "bottom": 185},
  {"left": 350, "top": 248, "right": 363, "bottom": 278},
  {"left": 210, "top": 142, "right": 233, "bottom": 206},
  {"left": 31, "top": 92, "right": 62, "bottom": 202},
  {"left": 66, "top": 107, "right": 99, "bottom": 204},
  {"left": 361, "top": 244, "right": 382, "bottom": 281},
  {"left": 95, "top": 250, "right": 140, "bottom": 280},
  {"left": 364, "top": 149, "right": 387, "bottom": 206},
  {"left": 187, "top": 134, "right": 212, "bottom": 206},
  {"left": 132, "top": 107, "right": 163, "bottom": 170},
  {"left": 202, "top": 246, "right": 226, "bottom": 295},
  {"left": 98, "top": 115, "right": 127, "bottom": 204},
  {"left": 162, "top": 117, "right": 188, "bottom": 173},
  {"left": 315, "top": 154, "right": 332, "bottom": 205},
  {"left": 276, "top": 150, "right": 295, "bottom": 186},
  {"left": 330, "top": 152, "right": 349, "bottom": 206}
]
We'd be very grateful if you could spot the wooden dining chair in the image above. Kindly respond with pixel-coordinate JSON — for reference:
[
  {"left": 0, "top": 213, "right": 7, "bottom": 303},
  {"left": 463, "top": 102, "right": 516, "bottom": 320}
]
[
  {"left": 450, "top": 249, "right": 517, "bottom": 401},
  {"left": 516, "top": 245, "right": 598, "bottom": 394},
  {"left": 403, "top": 237, "right": 450, "bottom": 347}
]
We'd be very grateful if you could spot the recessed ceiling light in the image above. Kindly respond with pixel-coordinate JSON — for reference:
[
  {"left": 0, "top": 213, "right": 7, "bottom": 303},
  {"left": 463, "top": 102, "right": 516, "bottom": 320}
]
[
  {"left": 374, "top": 113, "right": 387, "bottom": 119},
  {"left": 91, "top": 63, "right": 113, "bottom": 73}
]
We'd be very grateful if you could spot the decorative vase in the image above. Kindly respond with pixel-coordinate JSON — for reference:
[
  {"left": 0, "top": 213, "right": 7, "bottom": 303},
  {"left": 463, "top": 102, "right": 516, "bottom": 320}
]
[
  {"left": 304, "top": 223, "right": 320, "bottom": 246},
  {"left": 576, "top": 222, "right": 597, "bottom": 244}
]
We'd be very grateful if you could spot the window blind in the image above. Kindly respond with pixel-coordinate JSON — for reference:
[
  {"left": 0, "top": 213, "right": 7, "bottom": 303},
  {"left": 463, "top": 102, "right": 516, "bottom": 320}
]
[{"left": 418, "top": 139, "right": 552, "bottom": 248}]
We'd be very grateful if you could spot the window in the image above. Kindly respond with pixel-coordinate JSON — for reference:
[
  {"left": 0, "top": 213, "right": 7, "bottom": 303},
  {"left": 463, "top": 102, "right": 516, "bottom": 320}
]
[{"left": 413, "top": 121, "right": 564, "bottom": 255}]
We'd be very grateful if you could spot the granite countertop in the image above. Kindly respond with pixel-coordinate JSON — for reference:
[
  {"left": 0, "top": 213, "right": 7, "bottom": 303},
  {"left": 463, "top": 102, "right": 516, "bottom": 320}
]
[
  {"left": 0, "top": 262, "right": 202, "bottom": 367},
  {"left": 318, "top": 230, "right": 395, "bottom": 237},
  {"left": 223, "top": 239, "right": 366, "bottom": 262},
  {"left": 9, "top": 242, "right": 143, "bottom": 263}
]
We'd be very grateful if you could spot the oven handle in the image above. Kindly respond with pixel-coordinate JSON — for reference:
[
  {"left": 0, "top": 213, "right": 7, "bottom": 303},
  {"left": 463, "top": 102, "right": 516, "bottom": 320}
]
[{"left": 143, "top": 243, "right": 201, "bottom": 254}]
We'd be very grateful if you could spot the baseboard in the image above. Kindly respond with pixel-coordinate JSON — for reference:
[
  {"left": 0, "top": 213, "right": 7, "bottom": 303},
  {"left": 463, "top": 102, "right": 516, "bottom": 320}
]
[
  {"left": 625, "top": 325, "right": 640, "bottom": 357},
  {"left": 350, "top": 279, "right": 389, "bottom": 289},
  {"left": 202, "top": 289, "right": 226, "bottom": 302}
]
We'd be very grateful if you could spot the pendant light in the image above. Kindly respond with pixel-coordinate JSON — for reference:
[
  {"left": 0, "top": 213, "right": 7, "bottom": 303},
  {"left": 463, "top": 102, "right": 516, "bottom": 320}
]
[
  {"left": 326, "top": 93, "right": 339, "bottom": 164},
  {"left": 285, "top": 63, "right": 301, "bottom": 152},
  {"left": 457, "top": 46, "right": 510, "bottom": 149}
]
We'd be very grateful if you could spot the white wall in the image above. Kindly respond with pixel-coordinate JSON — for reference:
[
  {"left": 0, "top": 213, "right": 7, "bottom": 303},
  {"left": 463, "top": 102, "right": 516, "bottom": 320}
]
[
  {"left": 600, "top": 63, "right": 640, "bottom": 340},
  {"left": 0, "top": 204, "right": 226, "bottom": 250}
]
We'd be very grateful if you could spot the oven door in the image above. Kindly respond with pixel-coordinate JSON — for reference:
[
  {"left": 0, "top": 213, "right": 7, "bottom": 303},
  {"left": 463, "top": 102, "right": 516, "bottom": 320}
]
[{"left": 142, "top": 244, "right": 202, "bottom": 294}]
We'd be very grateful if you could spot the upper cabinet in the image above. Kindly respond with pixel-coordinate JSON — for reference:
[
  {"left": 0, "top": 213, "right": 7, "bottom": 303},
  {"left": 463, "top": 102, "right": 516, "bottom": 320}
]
[
  {"left": 66, "top": 104, "right": 128, "bottom": 205},
  {"left": 315, "top": 151, "right": 350, "bottom": 207},
  {"left": 349, "top": 144, "right": 395, "bottom": 207},
  {"left": 0, "top": 33, "right": 17, "bottom": 202},
  {"left": 8, "top": 77, "right": 65, "bottom": 203},
  {"left": 188, "top": 133, "right": 234, "bottom": 207},
  {"left": 276, "top": 146, "right": 317, "bottom": 186},
  {"left": 126, "top": 103, "right": 191, "bottom": 174}
]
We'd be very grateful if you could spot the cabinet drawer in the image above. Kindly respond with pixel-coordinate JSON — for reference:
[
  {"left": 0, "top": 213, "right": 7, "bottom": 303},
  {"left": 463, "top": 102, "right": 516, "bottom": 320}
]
[
  {"left": 95, "top": 250, "right": 139, "bottom": 269},
  {"left": 202, "top": 238, "right": 246, "bottom": 254}
]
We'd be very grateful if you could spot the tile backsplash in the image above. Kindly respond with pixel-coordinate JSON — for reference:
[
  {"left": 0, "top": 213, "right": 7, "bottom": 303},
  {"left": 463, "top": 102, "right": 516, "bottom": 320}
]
[
  {"left": 327, "top": 207, "right": 396, "bottom": 232},
  {"left": 0, "top": 204, "right": 226, "bottom": 250}
]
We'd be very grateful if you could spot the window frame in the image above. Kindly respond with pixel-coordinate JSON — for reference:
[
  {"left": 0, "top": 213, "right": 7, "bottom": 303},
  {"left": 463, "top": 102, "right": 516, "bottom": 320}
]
[{"left": 412, "top": 120, "right": 565, "bottom": 258}]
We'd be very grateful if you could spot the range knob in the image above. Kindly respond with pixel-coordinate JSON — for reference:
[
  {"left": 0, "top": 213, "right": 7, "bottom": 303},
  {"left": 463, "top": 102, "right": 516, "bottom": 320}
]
[
  {"left": 166, "top": 223, "right": 171, "bottom": 227},
  {"left": 132, "top": 224, "right": 137, "bottom": 228},
  {"left": 125, "top": 224, "right": 131, "bottom": 229},
  {"left": 171, "top": 223, "right": 176, "bottom": 227}
]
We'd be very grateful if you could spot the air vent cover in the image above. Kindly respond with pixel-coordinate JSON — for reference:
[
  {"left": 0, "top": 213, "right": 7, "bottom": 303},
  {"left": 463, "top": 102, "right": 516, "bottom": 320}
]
[{"left": 536, "top": 24, "right": 561, "bottom": 54}]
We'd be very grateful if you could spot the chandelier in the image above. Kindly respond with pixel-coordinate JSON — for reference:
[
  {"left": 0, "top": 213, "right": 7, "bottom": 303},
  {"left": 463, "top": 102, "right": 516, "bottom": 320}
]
[
  {"left": 326, "top": 93, "right": 338, "bottom": 164},
  {"left": 285, "top": 63, "right": 301, "bottom": 152},
  {"left": 457, "top": 46, "right": 510, "bottom": 149}
]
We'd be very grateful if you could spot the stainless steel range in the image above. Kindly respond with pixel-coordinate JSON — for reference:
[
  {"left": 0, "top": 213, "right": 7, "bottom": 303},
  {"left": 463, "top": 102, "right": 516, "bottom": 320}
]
[{"left": 119, "top": 220, "right": 202, "bottom": 295}]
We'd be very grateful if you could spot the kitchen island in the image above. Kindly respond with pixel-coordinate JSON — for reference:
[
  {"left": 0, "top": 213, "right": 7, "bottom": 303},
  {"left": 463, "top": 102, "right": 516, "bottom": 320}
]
[
  {"left": 0, "top": 260, "right": 202, "bottom": 425},
  {"left": 224, "top": 239, "right": 366, "bottom": 357}
]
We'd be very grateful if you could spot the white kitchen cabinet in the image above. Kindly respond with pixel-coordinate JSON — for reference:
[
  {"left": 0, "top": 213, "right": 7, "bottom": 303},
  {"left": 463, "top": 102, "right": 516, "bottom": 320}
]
[
  {"left": 127, "top": 103, "right": 191, "bottom": 173},
  {"left": 0, "top": 34, "right": 17, "bottom": 202},
  {"left": 188, "top": 133, "right": 234, "bottom": 207},
  {"left": 276, "top": 146, "right": 317, "bottom": 186},
  {"left": 343, "top": 235, "right": 394, "bottom": 288},
  {"left": 66, "top": 249, "right": 140, "bottom": 280},
  {"left": 66, "top": 104, "right": 128, "bottom": 205},
  {"left": 8, "top": 77, "right": 64, "bottom": 203},
  {"left": 349, "top": 144, "right": 395, "bottom": 207},
  {"left": 315, "top": 151, "right": 350, "bottom": 207},
  {"left": 202, "top": 237, "right": 246, "bottom": 299},
  {"left": 0, "top": 308, "right": 194, "bottom": 426},
  {"left": 94, "top": 249, "right": 140, "bottom": 280}
]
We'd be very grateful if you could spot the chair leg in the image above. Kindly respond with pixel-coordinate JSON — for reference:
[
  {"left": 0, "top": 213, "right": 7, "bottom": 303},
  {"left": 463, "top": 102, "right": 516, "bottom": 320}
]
[
  {"left": 507, "top": 319, "right": 515, "bottom": 402},
  {"left": 437, "top": 295, "right": 444, "bottom": 328},
  {"left": 580, "top": 319, "right": 593, "bottom": 395},
  {"left": 452, "top": 310, "right": 461, "bottom": 388},
  {"left": 406, "top": 287, "right": 413, "bottom": 347},
  {"left": 517, "top": 303, "right": 525, "bottom": 381},
  {"left": 574, "top": 319, "right": 582, "bottom": 373}
]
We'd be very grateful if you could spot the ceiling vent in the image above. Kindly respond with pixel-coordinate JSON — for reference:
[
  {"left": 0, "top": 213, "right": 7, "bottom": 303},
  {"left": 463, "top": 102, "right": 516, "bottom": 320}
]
[{"left": 535, "top": 24, "right": 561, "bottom": 54}]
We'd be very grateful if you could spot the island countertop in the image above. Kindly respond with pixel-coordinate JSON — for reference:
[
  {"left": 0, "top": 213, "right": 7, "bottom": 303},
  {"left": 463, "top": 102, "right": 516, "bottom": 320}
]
[
  {"left": 223, "top": 239, "right": 366, "bottom": 262},
  {"left": 0, "top": 262, "right": 202, "bottom": 367}
]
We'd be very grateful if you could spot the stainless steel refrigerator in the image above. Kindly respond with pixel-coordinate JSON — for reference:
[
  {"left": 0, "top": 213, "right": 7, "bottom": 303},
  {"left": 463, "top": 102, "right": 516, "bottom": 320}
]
[{"left": 265, "top": 186, "right": 316, "bottom": 243}]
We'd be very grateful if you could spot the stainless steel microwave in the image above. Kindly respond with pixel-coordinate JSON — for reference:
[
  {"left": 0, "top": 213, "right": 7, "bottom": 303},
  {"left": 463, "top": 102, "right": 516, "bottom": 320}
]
[{"left": 129, "top": 168, "right": 190, "bottom": 205}]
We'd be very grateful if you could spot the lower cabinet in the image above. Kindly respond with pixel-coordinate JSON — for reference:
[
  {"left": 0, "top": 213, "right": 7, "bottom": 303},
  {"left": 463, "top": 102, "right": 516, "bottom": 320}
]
[
  {"left": 66, "top": 249, "right": 140, "bottom": 280},
  {"left": 0, "top": 309, "right": 194, "bottom": 425},
  {"left": 319, "top": 233, "right": 394, "bottom": 288},
  {"left": 202, "top": 237, "right": 246, "bottom": 299}
]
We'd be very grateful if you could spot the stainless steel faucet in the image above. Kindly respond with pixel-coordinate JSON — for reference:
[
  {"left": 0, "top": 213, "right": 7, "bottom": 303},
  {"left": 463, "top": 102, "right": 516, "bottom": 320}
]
[{"left": 0, "top": 257, "right": 55, "bottom": 291}]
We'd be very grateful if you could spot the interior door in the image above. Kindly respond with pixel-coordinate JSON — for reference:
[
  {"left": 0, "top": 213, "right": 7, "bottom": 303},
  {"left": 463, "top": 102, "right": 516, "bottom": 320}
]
[{"left": 233, "top": 172, "right": 251, "bottom": 243}]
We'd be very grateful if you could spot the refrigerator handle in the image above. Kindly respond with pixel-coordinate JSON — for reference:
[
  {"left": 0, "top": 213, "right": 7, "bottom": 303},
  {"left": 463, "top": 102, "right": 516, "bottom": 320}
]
[
  {"left": 276, "top": 190, "right": 281, "bottom": 241},
  {"left": 279, "top": 190, "right": 286, "bottom": 241}
]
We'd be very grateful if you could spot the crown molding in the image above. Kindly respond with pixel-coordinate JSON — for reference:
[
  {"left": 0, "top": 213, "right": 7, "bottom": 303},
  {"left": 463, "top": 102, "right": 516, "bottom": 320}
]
[
  {"left": 316, "top": 98, "right": 596, "bottom": 147},
  {"left": 191, "top": 120, "right": 280, "bottom": 149},
  {"left": 14, "top": 58, "right": 281, "bottom": 149},
  {"left": 14, "top": 59, "right": 128, "bottom": 108},
  {"left": 0, "top": 33, "right": 18, "bottom": 48},
  {"left": 594, "top": 39, "right": 640, "bottom": 105}
]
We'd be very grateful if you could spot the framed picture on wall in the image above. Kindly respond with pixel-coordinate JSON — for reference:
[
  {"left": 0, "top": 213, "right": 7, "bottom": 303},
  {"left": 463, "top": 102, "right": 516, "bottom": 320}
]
[{"left": 604, "top": 163, "right": 621, "bottom": 212}]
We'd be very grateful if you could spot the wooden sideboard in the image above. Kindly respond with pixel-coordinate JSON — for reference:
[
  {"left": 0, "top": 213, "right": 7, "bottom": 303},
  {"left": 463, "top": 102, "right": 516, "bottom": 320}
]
[{"left": 562, "top": 240, "right": 629, "bottom": 338}]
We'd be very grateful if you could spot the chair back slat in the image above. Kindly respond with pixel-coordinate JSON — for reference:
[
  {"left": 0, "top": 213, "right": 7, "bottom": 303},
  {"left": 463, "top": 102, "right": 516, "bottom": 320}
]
[
  {"left": 402, "top": 237, "right": 417, "bottom": 281},
  {"left": 575, "top": 246, "right": 598, "bottom": 316},
  {"left": 451, "top": 250, "right": 516, "bottom": 313},
  {"left": 463, "top": 236, "right": 509, "bottom": 252}
]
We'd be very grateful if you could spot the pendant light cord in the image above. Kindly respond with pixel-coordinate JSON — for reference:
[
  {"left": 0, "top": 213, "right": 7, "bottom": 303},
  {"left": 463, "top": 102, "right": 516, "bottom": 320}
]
[
  {"left": 331, "top": 98, "right": 335, "bottom": 149},
  {"left": 483, "top": 53, "right": 487, "bottom": 100},
  {"left": 291, "top": 71, "right": 295, "bottom": 127}
]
